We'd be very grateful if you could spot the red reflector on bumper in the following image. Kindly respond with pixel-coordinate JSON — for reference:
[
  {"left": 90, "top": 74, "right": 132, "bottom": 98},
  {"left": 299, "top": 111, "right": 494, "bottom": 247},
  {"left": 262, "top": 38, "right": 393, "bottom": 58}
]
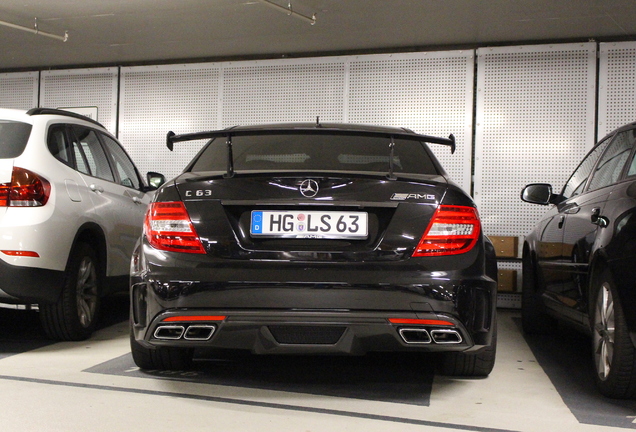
[
  {"left": 1, "top": 250, "right": 40, "bottom": 257},
  {"left": 162, "top": 315, "right": 227, "bottom": 322},
  {"left": 389, "top": 318, "right": 454, "bottom": 326}
]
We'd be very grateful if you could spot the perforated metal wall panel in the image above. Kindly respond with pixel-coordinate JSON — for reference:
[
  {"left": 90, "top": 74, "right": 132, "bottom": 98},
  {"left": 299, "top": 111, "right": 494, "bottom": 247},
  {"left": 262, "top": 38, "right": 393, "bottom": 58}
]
[
  {"left": 40, "top": 68, "right": 118, "bottom": 134},
  {"left": 0, "top": 72, "right": 38, "bottom": 109},
  {"left": 347, "top": 52, "right": 475, "bottom": 191},
  {"left": 475, "top": 43, "right": 597, "bottom": 238},
  {"left": 222, "top": 58, "right": 346, "bottom": 127},
  {"left": 119, "top": 52, "right": 475, "bottom": 184},
  {"left": 119, "top": 64, "right": 221, "bottom": 180},
  {"left": 599, "top": 41, "right": 636, "bottom": 138}
]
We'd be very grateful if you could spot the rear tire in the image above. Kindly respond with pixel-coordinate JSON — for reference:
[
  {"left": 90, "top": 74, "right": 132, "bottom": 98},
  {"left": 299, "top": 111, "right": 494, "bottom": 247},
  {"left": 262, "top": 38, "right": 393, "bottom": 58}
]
[
  {"left": 591, "top": 269, "right": 636, "bottom": 399},
  {"left": 39, "top": 243, "right": 101, "bottom": 341},
  {"left": 521, "top": 251, "right": 556, "bottom": 334},
  {"left": 440, "top": 321, "right": 497, "bottom": 377},
  {"left": 130, "top": 329, "right": 194, "bottom": 371}
]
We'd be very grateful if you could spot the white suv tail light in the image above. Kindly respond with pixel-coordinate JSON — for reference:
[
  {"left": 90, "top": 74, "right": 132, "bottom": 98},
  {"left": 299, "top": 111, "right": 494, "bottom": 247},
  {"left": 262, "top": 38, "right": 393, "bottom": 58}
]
[{"left": 0, "top": 167, "right": 51, "bottom": 207}]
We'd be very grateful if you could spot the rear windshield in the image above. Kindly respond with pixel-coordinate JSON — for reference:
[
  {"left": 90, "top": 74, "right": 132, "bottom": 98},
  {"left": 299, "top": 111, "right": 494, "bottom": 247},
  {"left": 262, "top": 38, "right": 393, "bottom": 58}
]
[
  {"left": 188, "top": 134, "right": 440, "bottom": 175},
  {"left": 0, "top": 120, "right": 33, "bottom": 158}
]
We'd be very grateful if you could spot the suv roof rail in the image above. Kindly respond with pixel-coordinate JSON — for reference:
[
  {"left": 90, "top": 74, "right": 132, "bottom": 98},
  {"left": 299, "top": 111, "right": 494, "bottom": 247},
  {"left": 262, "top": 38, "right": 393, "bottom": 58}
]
[{"left": 26, "top": 108, "right": 105, "bottom": 128}]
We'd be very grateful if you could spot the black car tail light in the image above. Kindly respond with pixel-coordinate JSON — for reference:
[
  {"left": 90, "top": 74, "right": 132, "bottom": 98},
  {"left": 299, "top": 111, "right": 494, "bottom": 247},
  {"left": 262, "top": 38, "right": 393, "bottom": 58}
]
[
  {"left": 412, "top": 205, "right": 481, "bottom": 257},
  {"left": 0, "top": 167, "right": 50, "bottom": 207},
  {"left": 144, "top": 201, "right": 206, "bottom": 254}
]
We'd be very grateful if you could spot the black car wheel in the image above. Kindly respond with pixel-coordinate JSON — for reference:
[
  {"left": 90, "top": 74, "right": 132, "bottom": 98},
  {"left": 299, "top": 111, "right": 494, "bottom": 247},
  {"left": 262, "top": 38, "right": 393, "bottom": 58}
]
[
  {"left": 592, "top": 269, "right": 636, "bottom": 399},
  {"left": 130, "top": 329, "right": 194, "bottom": 371},
  {"left": 521, "top": 251, "right": 556, "bottom": 334},
  {"left": 440, "top": 319, "right": 497, "bottom": 377},
  {"left": 39, "top": 242, "right": 101, "bottom": 341}
]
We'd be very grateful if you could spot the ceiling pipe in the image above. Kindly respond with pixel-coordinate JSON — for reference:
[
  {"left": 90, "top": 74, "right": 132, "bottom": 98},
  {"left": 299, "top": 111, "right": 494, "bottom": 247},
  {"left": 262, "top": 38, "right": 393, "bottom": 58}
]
[
  {"left": 259, "top": 0, "right": 316, "bottom": 25},
  {"left": 0, "top": 17, "right": 68, "bottom": 42}
]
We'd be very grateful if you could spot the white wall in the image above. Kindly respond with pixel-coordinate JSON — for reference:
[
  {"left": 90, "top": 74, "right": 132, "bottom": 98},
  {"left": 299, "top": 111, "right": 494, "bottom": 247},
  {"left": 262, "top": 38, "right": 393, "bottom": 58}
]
[
  {"left": 117, "top": 52, "right": 474, "bottom": 191},
  {"left": 474, "top": 43, "right": 597, "bottom": 238}
]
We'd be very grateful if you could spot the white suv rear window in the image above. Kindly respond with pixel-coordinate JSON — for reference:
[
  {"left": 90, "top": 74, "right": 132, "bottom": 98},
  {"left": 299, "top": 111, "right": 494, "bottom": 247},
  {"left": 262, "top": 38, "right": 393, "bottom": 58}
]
[{"left": 0, "top": 120, "right": 32, "bottom": 158}]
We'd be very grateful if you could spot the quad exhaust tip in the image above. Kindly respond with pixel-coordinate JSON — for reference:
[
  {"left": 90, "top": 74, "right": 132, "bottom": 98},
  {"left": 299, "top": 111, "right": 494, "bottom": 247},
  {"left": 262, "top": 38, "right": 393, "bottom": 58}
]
[
  {"left": 154, "top": 325, "right": 185, "bottom": 340},
  {"left": 398, "top": 328, "right": 432, "bottom": 344},
  {"left": 430, "top": 329, "right": 463, "bottom": 344},
  {"left": 154, "top": 324, "right": 216, "bottom": 341},
  {"left": 184, "top": 325, "right": 216, "bottom": 341},
  {"left": 398, "top": 327, "right": 462, "bottom": 345}
]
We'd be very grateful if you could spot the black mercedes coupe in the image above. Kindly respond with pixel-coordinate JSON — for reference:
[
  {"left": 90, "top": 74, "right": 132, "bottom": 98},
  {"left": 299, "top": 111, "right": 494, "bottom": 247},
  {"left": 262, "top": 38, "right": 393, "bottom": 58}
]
[{"left": 129, "top": 122, "right": 498, "bottom": 376}]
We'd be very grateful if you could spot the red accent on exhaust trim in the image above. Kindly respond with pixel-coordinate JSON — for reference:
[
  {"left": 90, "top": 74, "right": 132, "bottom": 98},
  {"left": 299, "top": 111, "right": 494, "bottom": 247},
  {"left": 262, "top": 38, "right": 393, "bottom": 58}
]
[
  {"left": 389, "top": 318, "right": 454, "bottom": 326},
  {"left": 162, "top": 315, "right": 227, "bottom": 322},
  {"left": 1, "top": 250, "right": 40, "bottom": 257}
]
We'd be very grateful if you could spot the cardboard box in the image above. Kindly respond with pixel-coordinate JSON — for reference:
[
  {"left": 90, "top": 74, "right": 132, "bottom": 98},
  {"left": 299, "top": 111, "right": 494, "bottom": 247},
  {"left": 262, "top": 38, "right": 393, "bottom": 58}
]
[
  {"left": 497, "top": 269, "right": 517, "bottom": 292},
  {"left": 489, "top": 236, "right": 519, "bottom": 258}
]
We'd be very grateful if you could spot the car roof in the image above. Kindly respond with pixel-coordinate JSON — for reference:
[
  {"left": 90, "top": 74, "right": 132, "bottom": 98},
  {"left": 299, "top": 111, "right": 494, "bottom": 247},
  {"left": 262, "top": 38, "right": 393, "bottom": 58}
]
[{"left": 0, "top": 107, "right": 106, "bottom": 129}]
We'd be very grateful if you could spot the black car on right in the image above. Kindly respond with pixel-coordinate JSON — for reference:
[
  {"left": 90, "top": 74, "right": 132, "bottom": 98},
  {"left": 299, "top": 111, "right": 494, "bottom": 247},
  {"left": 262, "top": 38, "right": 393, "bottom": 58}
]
[{"left": 521, "top": 123, "right": 636, "bottom": 399}]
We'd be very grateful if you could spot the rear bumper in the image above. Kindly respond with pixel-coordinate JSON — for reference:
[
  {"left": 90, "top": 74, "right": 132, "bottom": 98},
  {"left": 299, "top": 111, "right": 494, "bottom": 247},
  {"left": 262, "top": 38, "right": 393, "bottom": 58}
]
[
  {"left": 132, "top": 309, "right": 484, "bottom": 355},
  {"left": 131, "top": 241, "right": 497, "bottom": 354},
  {"left": 0, "top": 258, "right": 64, "bottom": 303}
]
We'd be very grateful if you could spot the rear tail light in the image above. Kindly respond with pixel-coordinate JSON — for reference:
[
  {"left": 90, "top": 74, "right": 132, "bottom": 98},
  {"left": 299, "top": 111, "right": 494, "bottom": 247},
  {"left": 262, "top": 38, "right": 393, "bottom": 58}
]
[
  {"left": 144, "top": 201, "right": 206, "bottom": 254},
  {"left": 0, "top": 167, "right": 50, "bottom": 207},
  {"left": 413, "top": 205, "right": 481, "bottom": 257}
]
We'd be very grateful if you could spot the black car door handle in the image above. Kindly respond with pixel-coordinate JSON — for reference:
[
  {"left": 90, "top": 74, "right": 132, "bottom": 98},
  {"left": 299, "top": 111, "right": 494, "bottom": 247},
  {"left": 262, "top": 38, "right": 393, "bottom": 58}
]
[{"left": 558, "top": 215, "right": 565, "bottom": 229}]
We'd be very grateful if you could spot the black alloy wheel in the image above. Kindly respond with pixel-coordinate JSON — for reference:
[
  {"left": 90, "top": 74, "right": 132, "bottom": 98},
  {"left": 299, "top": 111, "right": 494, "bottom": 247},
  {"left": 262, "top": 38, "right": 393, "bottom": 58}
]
[
  {"left": 440, "top": 318, "right": 497, "bottom": 377},
  {"left": 130, "top": 327, "right": 194, "bottom": 371},
  {"left": 39, "top": 242, "right": 101, "bottom": 341},
  {"left": 592, "top": 269, "right": 636, "bottom": 399}
]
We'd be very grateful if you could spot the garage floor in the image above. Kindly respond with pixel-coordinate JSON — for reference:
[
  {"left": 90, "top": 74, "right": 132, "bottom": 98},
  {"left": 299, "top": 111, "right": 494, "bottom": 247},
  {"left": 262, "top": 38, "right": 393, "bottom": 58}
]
[{"left": 1, "top": 296, "right": 635, "bottom": 432}]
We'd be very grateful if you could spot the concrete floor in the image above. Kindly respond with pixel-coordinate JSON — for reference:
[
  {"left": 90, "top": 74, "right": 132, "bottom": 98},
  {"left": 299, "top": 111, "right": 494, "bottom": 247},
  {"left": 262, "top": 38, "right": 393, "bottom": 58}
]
[{"left": 1, "top": 297, "right": 635, "bottom": 432}]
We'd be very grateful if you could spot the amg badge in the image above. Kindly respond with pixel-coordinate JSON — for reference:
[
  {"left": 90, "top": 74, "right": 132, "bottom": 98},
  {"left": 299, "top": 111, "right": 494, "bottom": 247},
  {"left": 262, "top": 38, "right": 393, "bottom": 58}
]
[{"left": 391, "top": 193, "right": 436, "bottom": 201}]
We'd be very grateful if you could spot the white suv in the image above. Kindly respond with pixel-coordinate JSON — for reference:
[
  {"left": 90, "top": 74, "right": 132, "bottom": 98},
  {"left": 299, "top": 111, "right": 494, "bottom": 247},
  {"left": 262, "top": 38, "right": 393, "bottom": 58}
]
[{"left": 0, "top": 108, "right": 163, "bottom": 340}]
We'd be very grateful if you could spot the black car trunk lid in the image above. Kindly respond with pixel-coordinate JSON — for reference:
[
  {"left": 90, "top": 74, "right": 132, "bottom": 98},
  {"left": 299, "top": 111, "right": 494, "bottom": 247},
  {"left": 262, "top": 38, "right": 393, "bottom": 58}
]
[{"left": 175, "top": 173, "right": 448, "bottom": 259}]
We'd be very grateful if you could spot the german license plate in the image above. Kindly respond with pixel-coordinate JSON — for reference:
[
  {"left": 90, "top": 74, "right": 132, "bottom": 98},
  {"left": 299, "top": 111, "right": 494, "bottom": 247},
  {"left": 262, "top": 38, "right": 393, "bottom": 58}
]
[{"left": 250, "top": 210, "right": 368, "bottom": 239}]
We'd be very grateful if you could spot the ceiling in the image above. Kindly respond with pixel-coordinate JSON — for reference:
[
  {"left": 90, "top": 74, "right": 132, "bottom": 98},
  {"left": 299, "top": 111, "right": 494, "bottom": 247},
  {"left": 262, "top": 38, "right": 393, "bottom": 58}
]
[{"left": 2, "top": 0, "right": 636, "bottom": 72}]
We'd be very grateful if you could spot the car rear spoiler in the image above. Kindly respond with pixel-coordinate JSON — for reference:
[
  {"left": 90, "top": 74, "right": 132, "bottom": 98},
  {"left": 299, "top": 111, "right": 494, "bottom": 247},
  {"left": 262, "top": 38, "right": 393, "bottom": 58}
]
[
  {"left": 166, "top": 128, "right": 456, "bottom": 154},
  {"left": 166, "top": 127, "right": 455, "bottom": 179}
]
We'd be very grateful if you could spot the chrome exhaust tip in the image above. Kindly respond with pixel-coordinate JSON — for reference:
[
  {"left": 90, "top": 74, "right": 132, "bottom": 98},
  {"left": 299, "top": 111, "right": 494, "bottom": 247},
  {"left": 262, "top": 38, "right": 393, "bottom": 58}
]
[
  {"left": 430, "top": 329, "right": 463, "bottom": 344},
  {"left": 398, "top": 328, "right": 432, "bottom": 344},
  {"left": 153, "top": 325, "right": 185, "bottom": 340},
  {"left": 183, "top": 325, "right": 216, "bottom": 341}
]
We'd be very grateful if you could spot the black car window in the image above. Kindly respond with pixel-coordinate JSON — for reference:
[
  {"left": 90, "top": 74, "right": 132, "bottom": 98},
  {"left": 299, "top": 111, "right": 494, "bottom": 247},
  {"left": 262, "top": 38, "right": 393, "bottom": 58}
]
[
  {"left": 70, "top": 126, "right": 115, "bottom": 182},
  {"left": 0, "top": 120, "right": 32, "bottom": 159},
  {"left": 47, "top": 125, "right": 72, "bottom": 166},
  {"left": 625, "top": 133, "right": 636, "bottom": 177},
  {"left": 587, "top": 129, "right": 636, "bottom": 191},
  {"left": 561, "top": 136, "right": 612, "bottom": 200},
  {"left": 628, "top": 156, "right": 636, "bottom": 177},
  {"left": 72, "top": 140, "right": 91, "bottom": 175},
  {"left": 189, "top": 134, "right": 440, "bottom": 175},
  {"left": 100, "top": 133, "right": 141, "bottom": 189}
]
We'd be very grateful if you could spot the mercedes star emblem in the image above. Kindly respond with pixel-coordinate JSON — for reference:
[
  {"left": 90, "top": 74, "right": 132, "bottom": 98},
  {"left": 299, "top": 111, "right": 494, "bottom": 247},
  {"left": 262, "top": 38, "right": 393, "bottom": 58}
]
[{"left": 299, "top": 179, "right": 319, "bottom": 197}]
